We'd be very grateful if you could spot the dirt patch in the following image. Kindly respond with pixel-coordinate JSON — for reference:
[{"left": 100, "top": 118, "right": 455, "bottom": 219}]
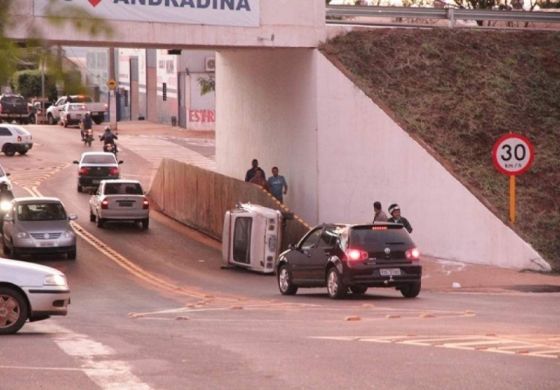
[{"left": 321, "top": 29, "right": 560, "bottom": 270}]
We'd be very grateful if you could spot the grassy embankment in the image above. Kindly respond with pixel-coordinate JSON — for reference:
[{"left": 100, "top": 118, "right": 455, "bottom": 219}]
[{"left": 322, "top": 29, "right": 560, "bottom": 271}]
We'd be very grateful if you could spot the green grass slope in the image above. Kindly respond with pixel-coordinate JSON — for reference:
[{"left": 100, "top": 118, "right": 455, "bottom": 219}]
[{"left": 321, "top": 29, "right": 560, "bottom": 271}]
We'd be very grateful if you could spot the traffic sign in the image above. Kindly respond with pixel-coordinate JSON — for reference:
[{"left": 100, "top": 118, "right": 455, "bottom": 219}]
[
  {"left": 107, "top": 79, "right": 117, "bottom": 90},
  {"left": 492, "top": 133, "right": 535, "bottom": 176}
]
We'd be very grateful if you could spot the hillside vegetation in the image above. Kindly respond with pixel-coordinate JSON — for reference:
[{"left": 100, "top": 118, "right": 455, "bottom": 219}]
[{"left": 321, "top": 29, "right": 560, "bottom": 271}]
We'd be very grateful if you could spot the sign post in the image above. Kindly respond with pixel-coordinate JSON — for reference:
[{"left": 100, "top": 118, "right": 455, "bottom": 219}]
[
  {"left": 107, "top": 79, "right": 117, "bottom": 133},
  {"left": 492, "top": 133, "right": 535, "bottom": 224}
]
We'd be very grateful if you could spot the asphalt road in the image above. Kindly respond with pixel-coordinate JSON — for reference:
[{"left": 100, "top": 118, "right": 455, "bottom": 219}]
[{"left": 0, "top": 124, "right": 558, "bottom": 390}]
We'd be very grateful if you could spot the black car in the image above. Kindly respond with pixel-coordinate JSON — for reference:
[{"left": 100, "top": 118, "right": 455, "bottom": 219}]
[
  {"left": 0, "top": 94, "right": 29, "bottom": 124},
  {"left": 276, "top": 223, "right": 422, "bottom": 299},
  {"left": 73, "top": 152, "right": 123, "bottom": 192}
]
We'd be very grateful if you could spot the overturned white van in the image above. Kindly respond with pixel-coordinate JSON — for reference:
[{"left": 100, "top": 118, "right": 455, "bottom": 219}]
[{"left": 222, "top": 203, "right": 284, "bottom": 274}]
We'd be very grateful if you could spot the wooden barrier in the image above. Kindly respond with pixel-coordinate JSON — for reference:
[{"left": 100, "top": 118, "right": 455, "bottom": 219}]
[{"left": 148, "top": 158, "right": 310, "bottom": 248}]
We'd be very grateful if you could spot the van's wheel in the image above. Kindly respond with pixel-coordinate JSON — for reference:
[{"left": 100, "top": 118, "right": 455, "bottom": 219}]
[
  {"left": 48, "top": 115, "right": 55, "bottom": 125},
  {"left": 18, "top": 150, "right": 28, "bottom": 155},
  {"left": 4, "top": 145, "right": 16, "bottom": 157},
  {"left": 326, "top": 267, "right": 346, "bottom": 299},
  {"left": 0, "top": 286, "right": 29, "bottom": 335},
  {"left": 77, "top": 185, "right": 82, "bottom": 193},
  {"left": 278, "top": 264, "right": 298, "bottom": 295},
  {"left": 400, "top": 282, "right": 421, "bottom": 298}
]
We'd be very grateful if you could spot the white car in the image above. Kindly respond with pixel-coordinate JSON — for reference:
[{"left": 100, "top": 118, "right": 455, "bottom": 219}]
[
  {"left": 89, "top": 180, "right": 149, "bottom": 230},
  {"left": 0, "top": 124, "right": 33, "bottom": 156},
  {"left": 59, "top": 102, "right": 88, "bottom": 128},
  {"left": 0, "top": 258, "right": 70, "bottom": 334},
  {"left": 0, "top": 164, "right": 12, "bottom": 191}
]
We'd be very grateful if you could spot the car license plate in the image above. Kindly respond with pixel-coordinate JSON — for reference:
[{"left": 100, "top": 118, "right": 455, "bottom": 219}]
[
  {"left": 118, "top": 201, "right": 133, "bottom": 207},
  {"left": 380, "top": 268, "right": 401, "bottom": 276},
  {"left": 39, "top": 242, "right": 55, "bottom": 247}
]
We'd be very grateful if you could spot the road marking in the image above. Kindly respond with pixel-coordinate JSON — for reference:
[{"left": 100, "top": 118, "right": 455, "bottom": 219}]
[
  {"left": 313, "top": 334, "right": 560, "bottom": 359},
  {"left": 23, "top": 322, "right": 152, "bottom": 389}
]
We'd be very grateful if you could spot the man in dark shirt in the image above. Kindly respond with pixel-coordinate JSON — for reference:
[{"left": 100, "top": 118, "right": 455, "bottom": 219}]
[
  {"left": 245, "top": 159, "right": 265, "bottom": 182},
  {"left": 387, "top": 203, "right": 413, "bottom": 233}
]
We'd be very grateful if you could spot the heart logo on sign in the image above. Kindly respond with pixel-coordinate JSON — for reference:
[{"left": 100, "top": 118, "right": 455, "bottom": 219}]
[{"left": 89, "top": 0, "right": 102, "bottom": 7}]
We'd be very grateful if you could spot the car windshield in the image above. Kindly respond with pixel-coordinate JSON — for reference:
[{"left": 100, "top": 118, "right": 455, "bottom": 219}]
[
  {"left": 82, "top": 155, "right": 116, "bottom": 164},
  {"left": 349, "top": 226, "right": 414, "bottom": 250},
  {"left": 104, "top": 182, "right": 143, "bottom": 195},
  {"left": 17, "top": 202, "right": 67, "bottom": 221},
  {"left": 14, "top": 127, "right": 29, "bottom": 136}
]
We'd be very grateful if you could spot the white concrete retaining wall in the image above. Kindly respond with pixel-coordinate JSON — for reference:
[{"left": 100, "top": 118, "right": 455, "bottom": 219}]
[{"left": 216, "top": 49, "right": 549, "bottom": 271}]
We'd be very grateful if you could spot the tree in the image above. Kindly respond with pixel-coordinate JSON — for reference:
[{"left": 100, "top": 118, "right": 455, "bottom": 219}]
[{"left": 0, "top": 0, "right": 113, "bottom": 94}]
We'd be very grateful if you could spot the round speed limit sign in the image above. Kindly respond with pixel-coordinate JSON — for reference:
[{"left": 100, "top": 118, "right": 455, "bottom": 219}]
[{"left": 492, "top": 133, "right": 535, "bottom": 176}]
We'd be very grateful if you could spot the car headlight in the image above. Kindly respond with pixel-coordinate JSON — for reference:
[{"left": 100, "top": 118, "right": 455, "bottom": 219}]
[
  {"left": 44, "top": 274, "right": 68, "bottom": 287},
  {"left": 16, "top": 232, "right": 29, "bottom": 239},
  {"left": 0, "top": 200, "right": 11, "bottom": 212},
  {"left": 62, "top": 230, "right": 75, "bottom": 238}
]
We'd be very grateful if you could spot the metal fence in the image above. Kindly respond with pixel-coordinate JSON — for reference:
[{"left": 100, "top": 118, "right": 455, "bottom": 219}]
[{"left": 326, "top": 5, "right": 560, "bottom": 27}]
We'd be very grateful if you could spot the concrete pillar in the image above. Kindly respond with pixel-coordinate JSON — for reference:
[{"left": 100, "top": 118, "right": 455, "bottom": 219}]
[
  {"left": 145, "top": 49, "right": 158, "bottom": 122},
  {"left": 130, "top": 56, "right": 139, "bottom": 121}
]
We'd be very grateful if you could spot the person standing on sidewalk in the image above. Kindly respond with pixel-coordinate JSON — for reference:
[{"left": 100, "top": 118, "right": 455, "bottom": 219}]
[
  {"left": 372, "top": 201, "right": 388, "bottom": 222},
  {"left": 245, "top": 159, "right": 265, "bottom": 182},
  {"left": 267, "top": 166, "right": 288, "bottom": 203},
  {"left": 388, "top": 203, "right": 413, "bottom": 233}
]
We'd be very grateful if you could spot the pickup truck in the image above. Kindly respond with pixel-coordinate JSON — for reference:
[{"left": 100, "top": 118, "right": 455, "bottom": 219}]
[
  {"left": 0, "top": 94, "right": 29, "bottom": 124},
  {"left": 46, "top": 95, "right": 106, "bottom": 125},
  {"left": 59, "top": 103, "right": 89, "bottom": 128}
]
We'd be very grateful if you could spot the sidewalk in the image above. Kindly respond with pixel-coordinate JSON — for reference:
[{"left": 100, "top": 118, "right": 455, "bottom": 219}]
[{"left": 110, "top": 120, "right": 560, "bottom": 294}]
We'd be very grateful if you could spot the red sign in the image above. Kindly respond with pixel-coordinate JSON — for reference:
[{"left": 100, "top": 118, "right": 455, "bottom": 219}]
[{"left": 492, "top": 133, "right": 535, "bottom": 176}]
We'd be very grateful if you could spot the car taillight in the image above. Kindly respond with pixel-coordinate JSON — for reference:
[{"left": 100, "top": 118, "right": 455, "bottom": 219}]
[
  {"left": 142, "top": 197, "right": 149, "bottom": 209},
  {"left": 372, "top": 226, "right": 387, "bottom": 230},
  {"left": 109, "top": 167, "right": 119, "bottom": 176},
  {"left": 79, "top": 167, "right": 89, "bottom": 176},
  {"left": 405, "top": 248, "right": 420, "bottom": 261},
  {"left": 345, "top": 248, "right": 368, "bottom": 267},
  {"left": 101, "top": 200, "right": 109, "bottom": 209}
]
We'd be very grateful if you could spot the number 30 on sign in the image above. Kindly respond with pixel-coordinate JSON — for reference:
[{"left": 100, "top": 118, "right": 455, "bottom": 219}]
[{"left": 492, "top": 133, "right": 535, "bottom": 176}]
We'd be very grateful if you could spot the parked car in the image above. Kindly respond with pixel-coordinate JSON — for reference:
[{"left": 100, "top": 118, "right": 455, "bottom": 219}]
[
  {"left": 0, "top": 94, "right": 29, "bottom": 124},
  {"left": 2, "top": 197, "right": 77, "bottom": 260},
  {"left": 276, "top": 223, "right": 422, "bottom": 299},
  {"left": 47, "top": 95, "right": 106, "bottom": 125},
  {"left": 59, "top": 102, "right": 89, "bottom": 128},
  {"left": 0, "top": 258, "right": 70, "bottom": 334},
  {"left": 89, "top": 179, "right": 149, "bottom": 229},
  {"left": 0, "top": 124, "right": 33, "bottom": 156},
  {"left": 73, "top": 152, "right": 123, "bottom": 193}
]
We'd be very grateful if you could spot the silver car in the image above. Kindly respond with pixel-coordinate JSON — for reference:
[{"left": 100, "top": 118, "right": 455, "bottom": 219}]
[
  {"left": 2, "top": 197, "right": 77, "bottom": 260},
  {"left": 0, "top": 258, "right": 70, "bottom": 334},
  {"left": 89, "top": 180, "right": 149, "bottom": 230}
]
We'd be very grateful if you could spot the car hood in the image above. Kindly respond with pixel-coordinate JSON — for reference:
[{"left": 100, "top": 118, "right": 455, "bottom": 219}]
[
  {"left": 0, "top": 258, "right": 63, "bottom": 287},
  {"left": 16, "top": 220, "right": 72, "bottom": 232}
]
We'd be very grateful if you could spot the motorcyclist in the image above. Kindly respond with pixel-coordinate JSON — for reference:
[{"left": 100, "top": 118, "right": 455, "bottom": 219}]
[
  {"left": 99, "top": 126, "right": 118, "bottom": 153},
  {"left": 80, "top": 112, "right": 93, "bottom": 141}
]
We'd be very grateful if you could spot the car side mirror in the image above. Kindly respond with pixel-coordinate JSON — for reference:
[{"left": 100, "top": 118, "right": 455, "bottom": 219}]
[
  {"left": 68, "top": 214, "right": 77, "bottom": 221},
  {"left": 73, "top": 160, "right": 79, "bottom": 164},
  {"left": 6, "top": 173, "right": 10, "bottom": 177}
]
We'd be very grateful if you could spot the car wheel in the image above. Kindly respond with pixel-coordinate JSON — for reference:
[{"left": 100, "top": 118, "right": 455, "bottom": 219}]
[
  {"left": 326, "top": 267, "right": 346, "bottom": 299},
  {"left": 96, "top": 216, "right": 104, "bottom": 228},
  {"left": 17, "top": 150, "right": 28, "bottom": 155},
  {"left": 89, "top": 210, "right": 96, "bottom": 222},
  {"left": 67, "top": 247, "right": 77, "bottom": 260},
  {"left": 48, "top": 115, "right": 55, "bottom": 125},
  {"left": 4, "top": 145, "right": 16, "bottom": 157},
  {"left": 93, "top": 118, "right": 103, "bottom": 125},
  {"left": 278, "top": 264, "right": 298, "bottom": 295},
  {"left": 350, "top": 286, "right": 368, "bottom": 295},
  {"left": 140, "top": 218, "right": 149, "bottom": 230},
  {"left": 0, "top": 287, "right": 29, "bottom": 335},
  {"left": 400, "top": 282, "right": 421, "bottom": 298},
  {"left": 77, "top": 185, "right": 82, "bottom": 193}
]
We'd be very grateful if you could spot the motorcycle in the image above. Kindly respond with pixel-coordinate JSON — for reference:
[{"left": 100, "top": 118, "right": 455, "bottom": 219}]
[
  {"left": 83, "top": 128, "right": 94, "bottom": 147},
  {"left": 103, "top": 142, "right": 118, "bottom": 155}
]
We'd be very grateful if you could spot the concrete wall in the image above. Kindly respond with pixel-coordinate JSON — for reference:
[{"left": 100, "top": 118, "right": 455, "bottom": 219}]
[
  {"left": 216, "top": 48, "right": 320, "bottom": 223},
  {"left": 216, "top": 49, "right": 549, "bottom": 271},
  {"left": 12, "top": 0, "right": 326, "bottom": 49}
]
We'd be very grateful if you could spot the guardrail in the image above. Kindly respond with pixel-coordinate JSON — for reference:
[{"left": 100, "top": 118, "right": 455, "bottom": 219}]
[{"left": 326, "top": 5, "right": 560, "bottom": 27}]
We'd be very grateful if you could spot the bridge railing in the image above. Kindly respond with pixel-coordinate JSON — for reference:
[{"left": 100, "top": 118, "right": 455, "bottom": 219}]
[{"left": 326, "top": 5, "right": 560, "bottom": 27}]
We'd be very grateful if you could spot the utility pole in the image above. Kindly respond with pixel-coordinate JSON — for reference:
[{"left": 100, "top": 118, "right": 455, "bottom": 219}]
[{"left": 108, "top": 47, "right": 117, "bottom": 132}]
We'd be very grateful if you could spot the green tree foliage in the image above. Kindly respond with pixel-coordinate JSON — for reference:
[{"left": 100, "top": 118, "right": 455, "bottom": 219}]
[
  {"left": 10, "top": 70, "right": 58, "bottom": 100},
  {"left": 1, "top": 0, "right": 113, "bottom": 94}
]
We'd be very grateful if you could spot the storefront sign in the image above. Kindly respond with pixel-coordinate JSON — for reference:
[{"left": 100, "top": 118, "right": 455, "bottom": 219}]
[{"left": 35, "top": 0, "right": 260, "bottom": 27}]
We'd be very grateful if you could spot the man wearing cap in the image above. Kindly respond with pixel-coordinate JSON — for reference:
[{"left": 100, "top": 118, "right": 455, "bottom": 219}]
[{"left": 388, "top": 203, "right": 413, "bottom": 233}]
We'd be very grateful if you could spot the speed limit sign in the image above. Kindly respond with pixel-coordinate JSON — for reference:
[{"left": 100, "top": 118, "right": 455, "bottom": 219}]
[{"left": 492, "top": 133, "right": 535, "bottom": 176}]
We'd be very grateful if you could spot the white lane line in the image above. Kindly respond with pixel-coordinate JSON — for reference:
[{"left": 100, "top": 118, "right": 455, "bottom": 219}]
[{"left": 28, "top": 322, "right": 153, "bottom": 390}]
